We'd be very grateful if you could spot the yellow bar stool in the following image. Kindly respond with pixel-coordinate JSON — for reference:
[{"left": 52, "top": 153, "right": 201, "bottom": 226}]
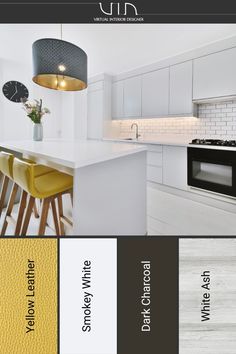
[
  {"left": 0, "top": 151, "right": 14, "bottom": 219},
  {"left": 13, "top": 158, "right": 73, "bottom": 236},
  {"left": 0, "top": 156, "right": 54, "bottom": 236}
]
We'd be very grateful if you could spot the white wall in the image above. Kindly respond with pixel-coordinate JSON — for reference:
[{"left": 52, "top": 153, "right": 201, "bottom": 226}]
[
  {"left": 0, "top": 59, "right": 32, "bottom": 141},
  {"left": 0, "top": 58, "right": 87, "bottom": 142},
  {"left": 0, "top": 60, "right": 4, "bottom": 142},
  {"left": 32, "top": 83, "right": 62, "bottom": 140}
]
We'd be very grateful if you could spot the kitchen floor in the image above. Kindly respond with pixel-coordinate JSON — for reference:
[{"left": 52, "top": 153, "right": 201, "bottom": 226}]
[
  {"left": 148, "top": 187, "right": 236, "bottom": 235},
  {"left": 0, "top": 195, "right": 73, "bottom": 236},
  {"left": 1, "top": 188, "right": 236, "bottom": 235}
]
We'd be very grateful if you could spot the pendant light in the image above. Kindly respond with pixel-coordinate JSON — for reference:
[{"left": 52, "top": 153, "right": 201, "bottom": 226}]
[{"left": 32, "top": 24, "right": 87, "bottom": 91}]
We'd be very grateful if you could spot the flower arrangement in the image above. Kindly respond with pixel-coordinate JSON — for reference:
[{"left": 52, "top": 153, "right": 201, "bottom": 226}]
[{"left": 21, "top": 98, "right": 50, "bottom": 124}]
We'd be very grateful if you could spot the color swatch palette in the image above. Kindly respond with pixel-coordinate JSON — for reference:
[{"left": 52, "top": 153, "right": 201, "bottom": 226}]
[{"left": 0, "top": 237, "right": 235, "bottom": 354}]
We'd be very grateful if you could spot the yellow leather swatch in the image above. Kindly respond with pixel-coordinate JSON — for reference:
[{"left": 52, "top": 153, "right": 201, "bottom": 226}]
[{"left": 0, "top": 239, "right": 57, "bottom": 354}]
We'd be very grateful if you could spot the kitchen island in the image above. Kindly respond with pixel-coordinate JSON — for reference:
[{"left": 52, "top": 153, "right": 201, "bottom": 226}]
[{"left": 0, "top": 139, "right": 147, "bottom": 235}]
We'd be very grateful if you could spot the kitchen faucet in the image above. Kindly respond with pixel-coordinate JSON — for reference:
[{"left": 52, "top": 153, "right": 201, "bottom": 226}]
[{"left": 131, "top": 123, "right": 141, "bottom": 140}]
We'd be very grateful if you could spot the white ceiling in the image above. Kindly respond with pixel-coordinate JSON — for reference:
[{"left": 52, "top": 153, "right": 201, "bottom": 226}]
[{"left": 1, "top": 24, "right": 236, "bottom": 77}]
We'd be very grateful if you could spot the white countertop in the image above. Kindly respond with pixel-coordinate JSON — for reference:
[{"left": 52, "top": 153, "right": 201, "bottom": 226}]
[
  {"left": 104, "top": 136, "right": 236, "bottom": 151},
  {"left": 104, "top": 136, "right": 189, "bottom": 147},
  {"left": 0, "top": 139, "right": 147, "bottom": 169}
]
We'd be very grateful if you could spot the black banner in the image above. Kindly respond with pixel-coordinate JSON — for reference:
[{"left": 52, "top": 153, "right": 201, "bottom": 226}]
[{"left": 1, "top": 0, "right": 236, "bottom": 23}]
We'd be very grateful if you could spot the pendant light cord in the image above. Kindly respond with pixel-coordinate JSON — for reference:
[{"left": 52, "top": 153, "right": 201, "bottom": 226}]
[
  {"left": 60, "top": 23, "right": 63, "bottom": 40},
  {"left": 56, "top": 24, "right": 64, "bottom": 90}
]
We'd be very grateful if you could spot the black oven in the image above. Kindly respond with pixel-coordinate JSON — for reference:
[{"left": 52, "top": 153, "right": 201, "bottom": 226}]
[{"left": 188, "top": 147, "right": 236, "bottom": 197}]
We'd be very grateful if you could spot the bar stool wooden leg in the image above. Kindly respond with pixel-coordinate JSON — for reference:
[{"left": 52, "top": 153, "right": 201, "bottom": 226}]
[
  {"left": 33, "top": 202, "right": 40, "bottom": 218},
  {"left": 38, "top": 197, "right": 51, "bottom": 236},
  {"left": 21, "top": 196, "right": 36, "bottom": 236},
  {"left": 51, "top": 198, "right": 60, "bottom": 236},
  {"left": 0, "top": 175, "right": 10, "bottom": 219},
  {"left": 14, "top": 190, "right": 27, "bottom": 236},
  {"left": 57, "top": 194, "right": 65, "bottom": 236},
  {"left": 1, "top": 183, "right": 18, "bottom": 236}
]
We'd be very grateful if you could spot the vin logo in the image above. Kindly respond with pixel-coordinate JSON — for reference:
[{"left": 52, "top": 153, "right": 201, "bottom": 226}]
[{"left": 99, "top": 2, "right": 138, "bottom": 16}]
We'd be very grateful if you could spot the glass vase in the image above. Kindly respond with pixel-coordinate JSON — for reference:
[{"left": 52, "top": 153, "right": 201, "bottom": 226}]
[{"left": 33, "top": 123, "right": 43, "bottom": 141}]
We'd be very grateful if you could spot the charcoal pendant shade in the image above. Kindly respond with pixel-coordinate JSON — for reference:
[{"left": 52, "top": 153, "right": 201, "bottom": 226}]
[{"left": 32, "top": 38, "right": 87, "bottom": 91}]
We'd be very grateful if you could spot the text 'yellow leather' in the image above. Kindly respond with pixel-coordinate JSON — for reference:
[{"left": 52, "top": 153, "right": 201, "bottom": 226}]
[{"left": 0, "top": 239, "right": 57, "bottom": 354}]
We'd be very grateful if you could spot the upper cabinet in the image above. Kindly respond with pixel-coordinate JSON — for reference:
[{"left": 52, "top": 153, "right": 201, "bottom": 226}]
[
  {"left": 112, "top": 76, "right": 142, "bottom": 119},
  {"left": 169, "top": 61, "right": 194, "bottom": 115},
  {"left": 110, "top": 41, "right": 236, "bottom": 119},
  {"left": 123, "top": 76, "right": 142, "bottom": 118},
  {"left": 112, "top": 81, "right": 124, "bottom": 119},
  {"left": 111, "top": 61, "right": 196, "bottom": 119},
  {"left": 142, "top": 68, "right": 169, "bottom": 117},
  {"left": 193, "top": 47, "right": 236, "bottom": 100}
]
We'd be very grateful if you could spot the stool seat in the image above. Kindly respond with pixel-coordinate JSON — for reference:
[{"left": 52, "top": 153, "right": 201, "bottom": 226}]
[
  {"left": 1, "top": 153, "right": 73, "bottom": 237},
  {"left": 10, "top": 157, "right": 73, "bottom": 236},
  {"left": 0, "top": 151, "right": 14, "bottom": 179},
  {"left": 13, "top": 158, "right": 73, "bottom": 199},
  {"left": 0, "top": 155, "right": 56, "bottom": 235},
  {"left": 19, "top": 157, "right": 55, "bottom": 177},
  {"left": 34, "top": 164, "right": 55, "bottom": 178},
  {"left": 34, "top": 171, "right": 73, "bottom": 199},
  {"left": 0, "top": 151, "right": 14, "bottom": 219}
]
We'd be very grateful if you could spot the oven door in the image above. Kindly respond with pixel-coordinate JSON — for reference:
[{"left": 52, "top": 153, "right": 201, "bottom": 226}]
[{"left": 188, "top": 147, "right": 236, "bottom": 197}]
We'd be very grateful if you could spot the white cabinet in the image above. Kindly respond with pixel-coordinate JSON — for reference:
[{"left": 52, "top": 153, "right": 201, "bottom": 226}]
[
  {"left": 145, "top": 144, "right": 187, "bottom": 189},
  {"left": 147, "top": 166, "right": 163, "bottom": 184},
  {"left": 112, "top": 77, "right": 141, "bottom": 119},
  {"left": 87, "top": 89, "right": 104, "bottom": 140},
  {"left": 142, "top": 68, "right": 169, "bottom": 117},
  {"left": 193, "top": 47, "right": 236, "bottom": 100},
  {"left": 169, "top": 61, "right": 194, "bottom": 115},
  {"left": 123, "top": 76, "right": 142, "bottom": 118},
  {"left": 163, "top": 146, "right": 187, "bottom": 190},
  {"left": 112, "top": 81, "right": 123, "bottom": 119},
  {"left": 112, "top": 62, "right": 195, "bottom": 119},
  {"left": 147, "top": 151, "right": 162, "bottom": 166},
  {"left": 146, "top": 145, "right": 163, "bottom": 184}
]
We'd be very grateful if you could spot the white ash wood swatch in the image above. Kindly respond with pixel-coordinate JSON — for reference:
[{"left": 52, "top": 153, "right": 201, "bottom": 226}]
[{"left": 180, "top": 239, "right": 236, "bottom": 354}]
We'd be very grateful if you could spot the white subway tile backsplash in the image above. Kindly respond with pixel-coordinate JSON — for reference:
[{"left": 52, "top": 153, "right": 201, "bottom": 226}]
[
  {"left": 216, "top": 104, "right": 227, "bottom": 109},
  {"left": 111, "top": 99, "right": 236, "bottom": 140},
  {"left": 221, "top": 108, "right": 233, "bottom": 113},
  {"left": 211, "top": 117, "right": 222, "bottom": 122}
]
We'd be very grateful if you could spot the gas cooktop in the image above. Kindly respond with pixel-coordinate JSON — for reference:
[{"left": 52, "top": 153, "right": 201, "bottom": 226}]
[{"left": 190, "top": 139, "right": 236, "bottom": 147}]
